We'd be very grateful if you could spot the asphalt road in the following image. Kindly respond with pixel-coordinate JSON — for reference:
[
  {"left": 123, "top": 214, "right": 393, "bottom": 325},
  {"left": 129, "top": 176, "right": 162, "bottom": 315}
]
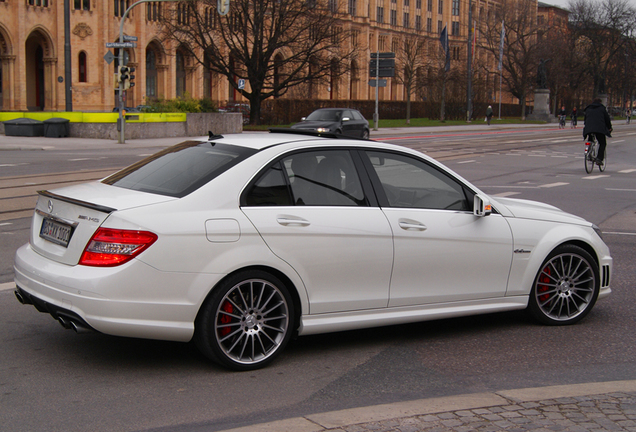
[{"left": 1, "top": 125, "right": 635, "bottom": 432}]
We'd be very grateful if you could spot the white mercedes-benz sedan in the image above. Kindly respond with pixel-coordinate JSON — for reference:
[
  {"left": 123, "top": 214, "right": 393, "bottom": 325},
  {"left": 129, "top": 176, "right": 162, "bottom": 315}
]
[{"left": 14, "top": 130, "right": 612, "bottom": 370}]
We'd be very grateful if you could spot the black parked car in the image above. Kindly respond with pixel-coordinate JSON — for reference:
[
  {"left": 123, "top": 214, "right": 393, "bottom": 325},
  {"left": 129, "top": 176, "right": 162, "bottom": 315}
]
[{"left": 291, "top": 108, "right": 370, "bottom": 139}]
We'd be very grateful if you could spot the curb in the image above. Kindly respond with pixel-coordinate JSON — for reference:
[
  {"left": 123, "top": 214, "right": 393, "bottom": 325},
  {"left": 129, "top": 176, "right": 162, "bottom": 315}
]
[{"left": 218, "top": 380, "right": 636, "bottom": 432}]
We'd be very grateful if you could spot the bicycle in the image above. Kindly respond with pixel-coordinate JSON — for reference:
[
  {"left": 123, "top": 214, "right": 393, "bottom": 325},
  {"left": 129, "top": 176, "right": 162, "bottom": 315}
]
[
  {"left": 570, "top": 118, "right": 577, "bottom": 129},
  {"left": 584, "top": 134, "right": 606, "bottom": 173},
  {"left": 559, "top": 115, "right": 566, "bottom": 129}
]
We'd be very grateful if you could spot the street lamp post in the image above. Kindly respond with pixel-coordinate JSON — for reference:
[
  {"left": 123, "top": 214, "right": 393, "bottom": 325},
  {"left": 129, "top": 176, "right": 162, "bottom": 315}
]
[{"left": 116, "top": 0, "right": 198, "bottom": 143}]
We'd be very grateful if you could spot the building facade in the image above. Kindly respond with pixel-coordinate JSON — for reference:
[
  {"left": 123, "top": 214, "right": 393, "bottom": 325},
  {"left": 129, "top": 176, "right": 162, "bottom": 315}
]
[{"left": 0, "top": 0, "right": 532, "bottom": 113}]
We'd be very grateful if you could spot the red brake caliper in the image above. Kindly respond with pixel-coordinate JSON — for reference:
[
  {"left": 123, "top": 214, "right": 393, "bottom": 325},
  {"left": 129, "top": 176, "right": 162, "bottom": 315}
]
[
  {"left": 219, "top": 300, "right": 234, "bottom": 337},
  {"left": 538, "top": 266, "right": 551, "bottom": 303}
]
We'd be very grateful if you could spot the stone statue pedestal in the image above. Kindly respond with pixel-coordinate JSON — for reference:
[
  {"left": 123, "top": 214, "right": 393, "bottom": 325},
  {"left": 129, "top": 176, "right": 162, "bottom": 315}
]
[{"left": 527, "top": 89, "right": 553, "bottom": 122}]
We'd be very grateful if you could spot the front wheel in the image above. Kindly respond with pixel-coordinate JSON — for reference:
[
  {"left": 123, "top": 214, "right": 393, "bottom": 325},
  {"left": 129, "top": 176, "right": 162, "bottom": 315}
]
[
  {"left": 528, "top": 244, "right": 599, "bottom": 326},
  {"left": 195, "top": 270, "right": 294, "bottom": 370}
]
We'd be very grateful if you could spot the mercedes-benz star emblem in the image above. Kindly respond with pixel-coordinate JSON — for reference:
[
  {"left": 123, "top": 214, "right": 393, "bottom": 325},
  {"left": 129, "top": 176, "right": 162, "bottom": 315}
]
[{"left": 48, "top": 200, "right": 53, "bottom": 213}]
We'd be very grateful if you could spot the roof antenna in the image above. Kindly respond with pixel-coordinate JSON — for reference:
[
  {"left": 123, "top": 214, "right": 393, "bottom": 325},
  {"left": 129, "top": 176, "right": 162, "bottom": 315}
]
[{"left": 208, "top": 131, "right": 223, "bottom": 140}]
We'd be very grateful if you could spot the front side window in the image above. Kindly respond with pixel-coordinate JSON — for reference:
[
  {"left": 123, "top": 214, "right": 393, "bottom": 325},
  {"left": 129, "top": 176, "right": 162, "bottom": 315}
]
[
  {"left": 244, "top": 150, "right": 367, "bottom": 207},
  {"left": 365, "top": 151, "right": 472, "bottom": 211}
]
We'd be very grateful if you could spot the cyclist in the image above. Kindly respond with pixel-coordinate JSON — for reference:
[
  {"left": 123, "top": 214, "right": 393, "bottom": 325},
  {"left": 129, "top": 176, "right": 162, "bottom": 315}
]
[
  {"left": 583, "top": 98, "right": 612, "bottom": 165},
  {"left": 558, "top": 106, "right": 567, "bottom": 128},
  {"left": 570, "top": 107, "right": 578, "bottom": 128}
]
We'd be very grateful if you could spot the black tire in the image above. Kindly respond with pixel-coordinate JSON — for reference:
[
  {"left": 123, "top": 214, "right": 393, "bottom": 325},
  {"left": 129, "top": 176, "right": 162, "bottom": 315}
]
[
  {"left": 195, "top": 270, "right": 294, "bottom": 370},
  {"left": 599, "top": 153, "right": 606, "bottom": 172},
  {"left": 528, "top": 244, "right": 599, "bottom": 326},
  {"left": 584, "top": 145, "right": 595, "bottom": 174}
]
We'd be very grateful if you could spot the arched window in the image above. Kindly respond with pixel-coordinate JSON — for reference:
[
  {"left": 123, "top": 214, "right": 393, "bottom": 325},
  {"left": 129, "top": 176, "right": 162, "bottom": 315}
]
[
  {"left": 176, "top": 51, "right": 186, "bottom": 97},
  {"left": 78, "top": 52, "right": 87, "bottom": 82},
  {"left": 146, "top": 49, "right": 157, "bottom": 98}
]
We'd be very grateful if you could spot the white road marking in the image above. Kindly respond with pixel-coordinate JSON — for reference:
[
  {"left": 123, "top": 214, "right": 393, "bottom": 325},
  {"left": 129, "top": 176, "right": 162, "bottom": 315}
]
[
  {"left": 493, "top": 192, "right": 521, "bottom": 197},
  {"left": 457, "top": 160, "right": 476, "bottom": 164},
  {"left": 606, "top": 188, "right": 636, "bottom": 192},
  {"left": 603, "top": 231, "right": 636, "bottom": 236},
  {"left": 619, "top": 169, "right": 636, "bottom": 173},
  {"left": 583, "top": 175, "right": 610, "bottom": 180},
  {"left": 539, "top": 182, "right": 569, "bottom": 188},
  {"left": 0, "top": 222, "right": 12, "bottom": 227},
  {"left": 0, "top": 163, "right": 28, "bottom": 167},
  {"left": 0, "top": 282, "right": 16, "bottom": 292},
  {"left": 613, "top": 140, "right": 625, "bottom": 143}
]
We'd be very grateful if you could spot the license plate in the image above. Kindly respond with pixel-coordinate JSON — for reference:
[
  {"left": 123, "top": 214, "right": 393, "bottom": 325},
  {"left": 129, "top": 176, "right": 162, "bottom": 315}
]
[{"left": 40, "top": 218, "right": 73, "bottom": 247}]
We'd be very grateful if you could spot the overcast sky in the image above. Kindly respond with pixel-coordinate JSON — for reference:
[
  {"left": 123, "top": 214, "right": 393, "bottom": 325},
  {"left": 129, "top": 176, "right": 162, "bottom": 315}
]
[{"left": 541, "top": 0, "right": 636, "bottom": 11}]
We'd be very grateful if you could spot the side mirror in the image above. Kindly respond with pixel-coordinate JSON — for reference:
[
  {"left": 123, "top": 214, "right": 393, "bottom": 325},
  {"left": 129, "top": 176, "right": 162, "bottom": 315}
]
[{"left": 474, "top": 194, "right": 492, "bottom": 217}]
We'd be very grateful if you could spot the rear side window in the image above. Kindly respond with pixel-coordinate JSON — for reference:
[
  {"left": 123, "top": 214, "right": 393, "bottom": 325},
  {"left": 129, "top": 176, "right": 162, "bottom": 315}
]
[
  {"left": 103, "top": 141, "right": 256, "bottom": 197},
  {"left": 243, "top": 149, "right": 368, "bottom": 207}
]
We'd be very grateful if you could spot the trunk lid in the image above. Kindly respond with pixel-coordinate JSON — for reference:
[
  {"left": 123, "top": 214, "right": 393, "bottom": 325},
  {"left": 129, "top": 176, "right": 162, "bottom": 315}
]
[{"left": 30, "top": 182, "right": 176, "bottom": 265}]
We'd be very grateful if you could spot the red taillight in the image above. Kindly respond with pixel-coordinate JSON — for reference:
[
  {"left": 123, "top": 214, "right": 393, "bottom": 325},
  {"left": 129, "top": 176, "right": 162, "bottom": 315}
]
[{"left": 79, "top": 228, "right": 158, "bottom": 267}]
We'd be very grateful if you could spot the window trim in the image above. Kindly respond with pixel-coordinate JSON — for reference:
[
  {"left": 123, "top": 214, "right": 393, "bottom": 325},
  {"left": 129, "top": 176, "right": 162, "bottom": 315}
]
[
  {"left": 357, "top": 149, "right": 476, "bottom": 211},
  {"left": 240, "top": 148, "right": 378, "bottom": 208}
]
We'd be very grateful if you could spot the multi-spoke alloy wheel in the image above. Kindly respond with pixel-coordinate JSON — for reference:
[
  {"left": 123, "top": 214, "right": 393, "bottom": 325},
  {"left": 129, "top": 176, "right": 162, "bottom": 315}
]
[
  {"left": 195, "top": 271, "right": 294, "bottom": 370},
  {"left": 529, "top": 245, "right": 599, "bottom": 326}
]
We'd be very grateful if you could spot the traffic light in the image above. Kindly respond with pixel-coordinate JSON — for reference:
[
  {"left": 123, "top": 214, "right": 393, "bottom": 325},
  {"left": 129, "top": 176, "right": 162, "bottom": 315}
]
[
  {"left": 120, "top": 66, "right": 130, "bottom": 90},
  {"left": 128, "top": 67, "right": 136, "bottom": 89}
]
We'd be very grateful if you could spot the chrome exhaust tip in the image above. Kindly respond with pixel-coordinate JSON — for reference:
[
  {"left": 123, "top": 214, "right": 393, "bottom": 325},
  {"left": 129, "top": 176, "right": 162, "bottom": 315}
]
[{"left": 14, "top": 290, "right": 25, "bottom": 305}]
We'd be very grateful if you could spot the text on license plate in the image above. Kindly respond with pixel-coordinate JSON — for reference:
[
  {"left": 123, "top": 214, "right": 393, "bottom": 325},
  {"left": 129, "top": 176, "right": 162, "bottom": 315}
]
[{"left": 40, "top": 218, "right": 73, "bottom": 247}]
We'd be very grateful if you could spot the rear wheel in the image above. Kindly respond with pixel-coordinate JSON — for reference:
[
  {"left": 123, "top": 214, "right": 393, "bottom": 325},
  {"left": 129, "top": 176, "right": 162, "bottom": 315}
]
[
  {"left": 584, "top": 145, "right": 595, "bottom": 174},
  {"left": 528, "top": 244, "right": 599, "bottom": 326},
  {"left": 195, "top": 270, "right": 294, "bottom": 370},
  {"left": 598, "top": 153, "right": 606, "bottom": 172}
]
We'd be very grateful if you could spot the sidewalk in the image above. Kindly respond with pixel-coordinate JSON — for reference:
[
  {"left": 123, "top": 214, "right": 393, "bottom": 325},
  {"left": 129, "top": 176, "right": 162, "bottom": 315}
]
[
  {"left": 0, "top": 122, "right": 557, "bottom": 151},
  {"left": 221, "top": 380, "right": 636, "bottom": 432}
]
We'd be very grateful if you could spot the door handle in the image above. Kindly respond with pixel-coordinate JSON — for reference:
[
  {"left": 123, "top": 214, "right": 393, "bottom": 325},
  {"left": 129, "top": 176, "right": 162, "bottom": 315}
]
[
  {"left": 276, "top": 216, "right": 310, "bottom": 226},
  {"left": 398, "top": 219, "right": 427, "bottom": 231}
]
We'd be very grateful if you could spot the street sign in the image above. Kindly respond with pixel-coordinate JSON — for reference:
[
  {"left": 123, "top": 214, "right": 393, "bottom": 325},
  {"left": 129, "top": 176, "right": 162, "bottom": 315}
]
[
  {"left": 123, "top": 35, "right": 138, "bottom": 42},
  {"left": 371, "top": 52, "right": 396, "bottom": 59},
  {"left": 238, "top": 79, "right": 245, "bottom": 89},
  {"left": 370, "top": 59, "right": 395, "bottom": 69},
  {"left": 106, "top": 42, "right": 136, "bottom": 48},
  {"left": 369, "top": 79, "right": 387, "bottom": 87},
  {"left": 103, "top": 50, "right": 114, "bottom": 64}
]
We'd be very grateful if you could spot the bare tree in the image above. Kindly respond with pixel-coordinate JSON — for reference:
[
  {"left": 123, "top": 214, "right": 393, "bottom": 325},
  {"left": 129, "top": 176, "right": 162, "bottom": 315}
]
[
  {"left": 395, "top": 33, "right": 427, "bottom": 124},
  {"left": 568, "top": 0, "right": 636, "bottom": 99},
  {"left": 480, "top": 0, "right": 540, "bottom": 119},
  {"left": 159, "top": 0, "right": 356, "bottom": 124}
]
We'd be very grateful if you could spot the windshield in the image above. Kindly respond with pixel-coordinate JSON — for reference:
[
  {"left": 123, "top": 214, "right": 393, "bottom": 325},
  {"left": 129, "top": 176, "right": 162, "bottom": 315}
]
[
  {"left": 305, "top": 110, "right": 342, "bottom": 122},
  {"left": 102, "top": 141, "right": 257, "bottom": 197}
]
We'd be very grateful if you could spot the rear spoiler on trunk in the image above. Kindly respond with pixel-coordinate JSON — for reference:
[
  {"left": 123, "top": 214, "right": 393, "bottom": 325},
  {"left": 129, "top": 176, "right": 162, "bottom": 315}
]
[{"left": 38, "top": 190, "right": 118, "bottom": 214}]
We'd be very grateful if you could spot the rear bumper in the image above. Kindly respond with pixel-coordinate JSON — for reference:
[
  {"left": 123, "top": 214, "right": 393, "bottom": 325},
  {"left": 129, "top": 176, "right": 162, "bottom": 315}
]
[{"left": 14, "top": 243, "right": 224, "bottom": 342}]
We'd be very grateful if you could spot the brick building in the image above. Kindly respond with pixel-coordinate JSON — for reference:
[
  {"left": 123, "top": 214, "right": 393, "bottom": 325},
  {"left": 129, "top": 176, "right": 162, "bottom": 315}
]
[{"left": 0, "top": 0, "right": 536, "bottom": 113}]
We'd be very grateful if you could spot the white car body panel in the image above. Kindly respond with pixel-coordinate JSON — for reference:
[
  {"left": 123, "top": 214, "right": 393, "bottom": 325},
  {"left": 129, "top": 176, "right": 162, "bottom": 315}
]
[
  {"left": 242, "top": 206, "right": 393, "bottom": 313},
  {"left": 383, "top": 208, "right": 513, "bottom": 306}
]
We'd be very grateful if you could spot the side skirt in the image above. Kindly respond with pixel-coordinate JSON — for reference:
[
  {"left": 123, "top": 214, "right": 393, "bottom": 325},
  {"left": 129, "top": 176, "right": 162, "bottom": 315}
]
[{"left": 299, "top": 296, "right": 529, "bottom": 336}]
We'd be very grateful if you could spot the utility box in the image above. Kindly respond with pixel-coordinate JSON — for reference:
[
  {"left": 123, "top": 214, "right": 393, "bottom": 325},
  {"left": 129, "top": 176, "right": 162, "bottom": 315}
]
[
  {"left": 3, "top": 118, "right": 45, "bottom": 136},
  {"left": 43, "top": 118, "right": 70, "bottom": 138}
]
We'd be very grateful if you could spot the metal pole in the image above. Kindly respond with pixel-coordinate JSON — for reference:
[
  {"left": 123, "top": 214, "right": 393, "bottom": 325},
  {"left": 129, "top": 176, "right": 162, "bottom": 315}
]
[
  {"left": 466, "top": 0, "right": 472, "bottom": 122},
  {"left": 374, "top": 46, "right": 379, "bottom": 131},
  {"left": 117, "top": 0, "right": 194, "bottom": 143},
  {"left": 64, "top": 0, "right": 72, "bottom": 111}
]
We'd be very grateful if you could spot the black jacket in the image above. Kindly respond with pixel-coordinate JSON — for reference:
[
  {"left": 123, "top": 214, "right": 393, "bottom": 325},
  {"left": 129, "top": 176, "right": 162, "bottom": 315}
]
[{"left": 583, "top": 102, "right": 612, "bottom": 137}]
